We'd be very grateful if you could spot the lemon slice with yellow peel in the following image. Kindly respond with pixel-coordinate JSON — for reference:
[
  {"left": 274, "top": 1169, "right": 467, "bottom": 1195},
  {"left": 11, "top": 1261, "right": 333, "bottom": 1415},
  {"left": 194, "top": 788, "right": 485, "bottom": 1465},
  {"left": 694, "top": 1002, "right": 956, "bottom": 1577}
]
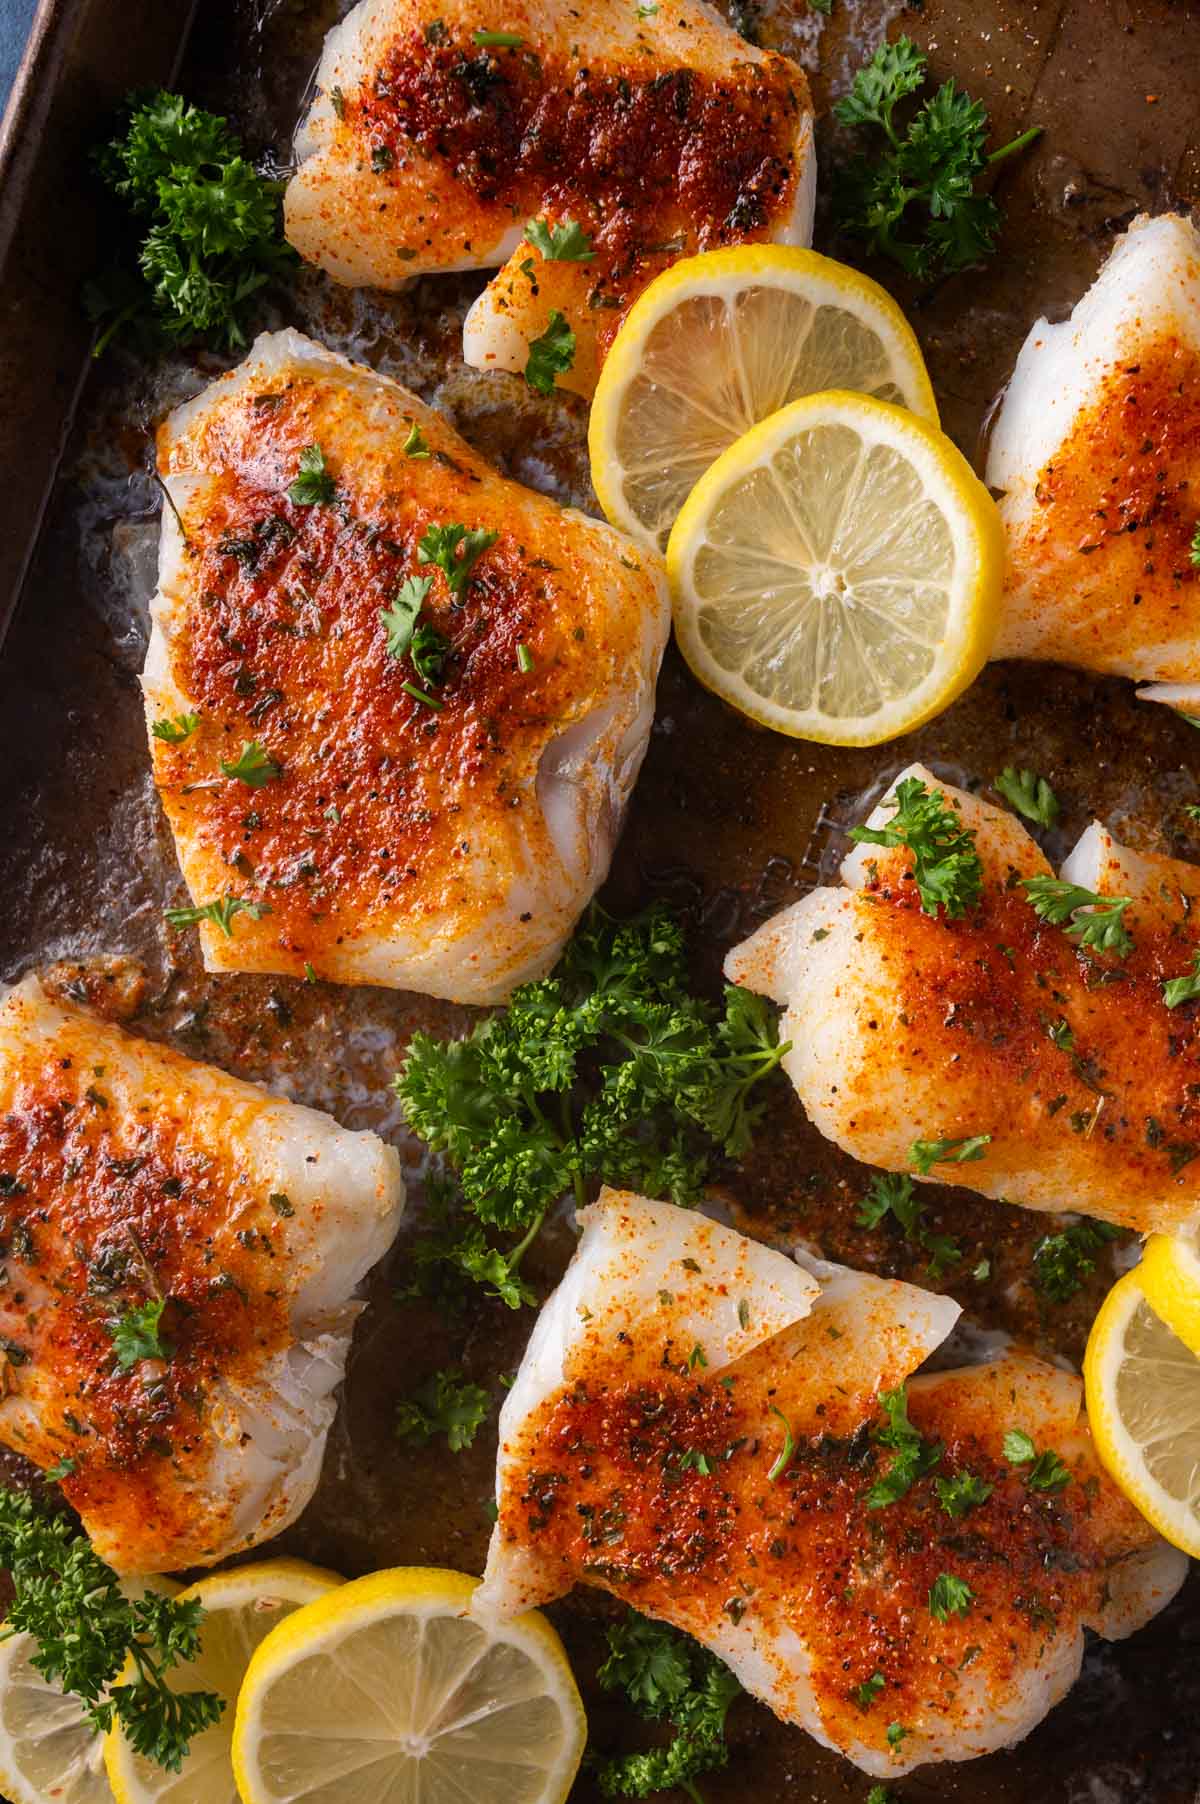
[
  {"left": 1138, "top": 1228, "right": 1200, "bottom": 1356},
  {"left": 1083, "top": 1266, "right": 1200, "bottom": 1557},
  {"left": 0, "top": 1578, "right": 179, "bottom": 1804},
  {"left": 104, "top": 1558, "right": 341, "bottom": 1804},
  {"left": 589, "top": 243, "right": 938, "bottom": 552},
  {"left": 232, "top": 1567, "right": 586, "bottom": 1804},
  {"left": 665, "top": 388, "right": 1003, "bottom": 745}
]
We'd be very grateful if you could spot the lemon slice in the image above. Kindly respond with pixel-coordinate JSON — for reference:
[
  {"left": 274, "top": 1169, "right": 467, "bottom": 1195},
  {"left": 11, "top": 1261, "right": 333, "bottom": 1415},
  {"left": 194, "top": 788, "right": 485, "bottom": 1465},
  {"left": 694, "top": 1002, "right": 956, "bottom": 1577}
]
[
  {"left": 589, "top": 243, "right": 938, "bottom": 552},
  {"left": 665, "top": 388, "right": 1003, "bottom": 745},
  {"left": 1083, "top": 1267, "right": 1200, "bottom": 1557},
  {"left": 1138, "top": 1228, "right": 1200, "bottom": 1356},
  {"left": 232, "top": 1567, "right": 586, "bottom": 1804},
  {"left": 104, "top": 1558, "right": 341, "bottom": 1804},
  {"left": 0, "top": 1576, "right": 181, "bottom": 1804}
]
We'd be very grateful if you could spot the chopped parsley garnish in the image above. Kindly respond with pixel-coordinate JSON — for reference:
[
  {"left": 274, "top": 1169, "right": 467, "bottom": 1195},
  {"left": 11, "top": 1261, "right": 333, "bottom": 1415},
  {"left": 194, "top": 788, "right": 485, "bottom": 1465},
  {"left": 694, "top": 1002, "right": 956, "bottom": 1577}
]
[
  {"left": 994, "top": 766, "right": 1060, "bottom": 828},
  {"left": 393, "top": 906, "right": 789, "bottom": 1308},
  {"left": 106, "top": 1297, "right": 171, "bottom": 1369},
  {"left": 151, "top": 713, "right": 199, "bottom": 744},
  {"left": 1032, "top": 1217, "right": 1121, "bottom": 1303},
  {"left": 909, "top": 1133, "right": 991, "bottom": 1175},
  {"left": 524, "top": 309, "right": 577, "bottom": 393},
  {"left": 45, "top": 1456, "right": 77, "bottom": 1481},
  {"left": 418, "top": 522, "right": 498, "bottom": 596},
  {"left": 402, "top": 421, "right": 431, "bottom": 458},
  {"left": 833, "top": 37, "right": 1041, "bottom": 280},
  {"left": 163, "top": 894, "right": 269, "bottom": 937},
  {"left": 886, "top": 1721, "right": 907, "bottom": 1750},
  {"left": 934, "top": 1471, "right": 993, "bottom": 1518},
  {"left": 593, "top": 1611, "right": 741, "bottom": 1800},
  {"left": 394, "top": 1369, "right": 489, "bottom": 1452},
  {"left": 287, "top": 443, "right": 337, "bottom": 506},
  {"left": 929, "top": 1572, "right": 974, "bottom": 1621},
  {"left": 1003, "top": 1429, "right": 1072, "bottom": 1491},
  {"left": 867, "top": 1790, "right": 897, "bottom": 1804},
  {"left": 849, "top": 776, "right": 983, "bottom": 918},
  {"left": 382, "top": 575, "right": 434, "bottom": 659},
  {"left": 853, "top": 1671, "right": 886, "bottom": 1711},
  {"left": 767, "top": 1405, "right": 796, "bottom": 1482},
  {"left": 472, "top": 28, "right": 524, "bottom": 45},
  {"left": 0, "top": 1489, "right": 224, "bottom": 1770},
  {"left": 1021, "top": 877, "right": 1135, "bottom": 957},
  {"left": 867, "top": 1384, "right": 942, "bottom": 1508},
  {"left": 856, "top": 1170, "right": 961, "bottom": 1279},
  {"left": 526, "top": 217, "right": 596, "bottom": 262},
  {"left": 87, "top": 90, "right": 294, "bottom": 354},
  {"left": 219, "top": 740, "right": 280, "bottom": 787},
  {"left": 1163, "top": 949, "right": 1200, "bottom": 1008},
  {"left": 516, "top": 640, "right": 535, "bottom": 674},
  {"left": 1191, "top": 520, "right": 1200, "bottom": 568}
]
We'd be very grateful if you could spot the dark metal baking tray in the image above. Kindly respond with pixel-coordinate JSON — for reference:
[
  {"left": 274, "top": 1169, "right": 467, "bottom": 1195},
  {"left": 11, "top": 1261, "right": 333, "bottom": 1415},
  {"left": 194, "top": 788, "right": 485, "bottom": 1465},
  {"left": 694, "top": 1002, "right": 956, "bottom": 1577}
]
[{"left": 1, "top": 0, "right": 1198, "bottom": 1798}]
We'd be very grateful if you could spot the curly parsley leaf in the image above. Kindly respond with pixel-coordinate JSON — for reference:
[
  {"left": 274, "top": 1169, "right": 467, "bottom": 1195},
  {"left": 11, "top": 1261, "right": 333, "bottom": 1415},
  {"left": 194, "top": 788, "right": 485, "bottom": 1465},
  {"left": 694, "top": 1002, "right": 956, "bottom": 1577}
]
[
  {"left": 287, "top": 443, "right": 337, "bottom": 507},
  {"left": 394, "top": 907, "right": 788, "bottom": 1303},
  {"left": 402, "top": 420, "right": 431, "bottom": 458},
  {"left": 849, "top": 776, "right": 983, "bottom": 918},
  {"left": 856, "top": 1170, "right": 962, "bottom": 1278},
  {"left": 0, "top": 1489, "right": 223, "bottom": 1771},
  {"left": 929, "top": 1572, "right": 974, "bottom": 1621},
  {"left": 107, "top": 1297, "right": 172, "bottom": 1369},
  {"left": 219, "top": 739, "right": 280, "bottom": 787},
  {"left": 909, "top": 1133, "right": 991, "bottom": 1175},
  {"left": 1021, "top": 876, "right": 1135, "bottom": 957},
  {"left": 163, "top": 894, "right": 270, "bottom": 938},
  {"left": 418, "top": 522, "right": 498, "bottom": 596},
  {"left": 381, "top": 575, "right": 434, "bottom": 660},
  {"left": 151, "top": 712, "right": 199, "bottom": 744},
  {"left": 867, "top": 1384, "right": 942, "bottom": 1508},
  {"left": 525, "top": 309, "right": 576, "bottom": 393},
  {"left": 1003, "top": 1428, "right": 1071, "bottom": 1491},
  {"left": 1032, "top": 1217, "right": 1121, "bottom": 1302},
  {"left": 934, "top": 1471, "right": 993, "bottom": 1518},
  {"left": 833, "top": 37, "right": 1040, "bottom": 280},
  {"left": 89, "top": 90, "right": 293, "bottom": 354},
  {"left": 526, "top": 217, "right": 596, "bottom": 262},
  {"left": 994, "top": 766, "right": 1060, "bottom": 828},
  {"left": 395, "top": 1369, "right": 490, "bottom": 1452},
  {"left": 1163, "top": 949, "right": 1200, "bottom": 1009},
  {"left": 593, "top": 1612, "right": 741, "bottom": 1800},
  {"left": 853, "top": 1670, "right": 886, "bottom": 1711}
]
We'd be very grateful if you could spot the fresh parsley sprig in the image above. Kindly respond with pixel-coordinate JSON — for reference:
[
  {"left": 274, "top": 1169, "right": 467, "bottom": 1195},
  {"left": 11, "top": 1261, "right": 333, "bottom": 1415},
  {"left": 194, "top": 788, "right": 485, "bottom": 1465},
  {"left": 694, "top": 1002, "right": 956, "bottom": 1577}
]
[
  {"left": 849, "top": 776, "right": 983, "bottom": 918},
  {"left": 395, "top": 1369, "right": 490, "bottom": 1452},
  {"left": 866, "top": 1384, "right": 942, "bottom": 1508},
  {"left": 833, "top": 37, "right": 1041, "bottom": 280},
  {"left": 1163, "top": 949, "right": 1200, "bottom": 1009},
  {"left": 1002, "top": 1428, "right": 1072, "bottom": 1491},
  {"left": 288, "top": 444, "right": 337, "bottom": 507},
  {"left": 525, "top": 310, "right": 577, "bottom": 393},
  {"left": 994, "top": 766, "right": 1060, "bottom": 828},
  {"left": 151, "top": 713, "right": 199, "bottom": 744},
  {"left": 393, "top": 906, "right": 789, "bottom": 1307},
  {"left": 164, "top": 894, "right": 270, "bottom": 938},
  {"left": 0, "top": 1489, "right": 223, "bottom": 1771},
  {"left": 527, "top": 217, "right": 595, "bottom": 262},
  {"left": 857, "top": 1170, "right": 961, "bottom": 1279},
  {"left": 909, "top": 1133, "right": 991, "bottom": 1175},
  {"left": 592, "top": 1611, "right": 741, "bottom": 1801},
  {"left": 219, "top": 740, "right": 281, "bottom": 787},
  {"left": 1032, "top": 1217, "right": 1121, "bottom": 1302},
  {"left": 418, "top": 522, "right": 498, "bottom": 596},
  {"left": 107, "top": 1298, "right": 172, "bottom": 1369},
  {"left": 87, "top": 90, "right": 294, "bottom": 354},
  {"left": 1021, "top": 876, "right": 1135, "bottom": 957}
]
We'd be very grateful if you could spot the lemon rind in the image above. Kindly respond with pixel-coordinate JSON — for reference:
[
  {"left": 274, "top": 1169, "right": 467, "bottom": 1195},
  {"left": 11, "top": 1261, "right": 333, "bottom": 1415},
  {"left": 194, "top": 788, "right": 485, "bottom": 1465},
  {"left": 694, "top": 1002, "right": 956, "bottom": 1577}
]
[{"left": 1138, "top": 1232, "right": 1200, "bottom": 1358}]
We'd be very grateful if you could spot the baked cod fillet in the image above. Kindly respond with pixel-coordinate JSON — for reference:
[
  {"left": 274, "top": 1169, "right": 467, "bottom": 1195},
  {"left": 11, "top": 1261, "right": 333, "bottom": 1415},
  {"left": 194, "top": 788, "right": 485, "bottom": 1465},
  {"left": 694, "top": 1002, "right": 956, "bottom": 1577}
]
[
  {"left": 728, "top": 761, "right": 1200, "bottom": 1232},
  {"left": 476, "top": 1191, "right": 1184, "bottom": 1776},
  {"left": 988, "top": 212, "right": 1200, "bottom": 683},
  {"left": 146, "top": 328, "right": 669, "bottom": 1001},
  {"left": 286, "top": 0, "right": 815, "bottom": 397},
  {"left": 0, "top": 974, "right": 403, "bottom": 1573}
]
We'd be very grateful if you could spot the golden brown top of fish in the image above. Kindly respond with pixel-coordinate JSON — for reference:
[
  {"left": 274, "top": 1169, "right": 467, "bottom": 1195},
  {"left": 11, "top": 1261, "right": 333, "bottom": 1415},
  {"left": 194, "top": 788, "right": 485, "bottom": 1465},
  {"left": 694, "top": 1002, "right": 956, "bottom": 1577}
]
[
  {"left": 0, "top": 1024, "right": 291, "bottom": 1555},
  {"left": 155, "top": 362, "right": 662, "bottom": 983},
  {"left": 343, "top": 23, "right": 805, "bottom": 335},
  {"left": 851, "top": 850, "right": 1200, "bottom": 1203},
  {"left": 1003, "top": 331, "right": 1200, "bottom": 671},
  {"left": 496, "top": 1338, "right": 1149, "bottom": 1764}
]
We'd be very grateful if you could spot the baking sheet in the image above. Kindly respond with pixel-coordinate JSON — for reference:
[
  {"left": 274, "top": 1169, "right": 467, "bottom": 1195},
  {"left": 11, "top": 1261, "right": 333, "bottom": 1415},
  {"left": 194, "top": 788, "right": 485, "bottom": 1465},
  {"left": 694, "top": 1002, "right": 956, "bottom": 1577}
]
[{"left": 2, "top": 0, "right": 1200, "bottom": 1796}]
